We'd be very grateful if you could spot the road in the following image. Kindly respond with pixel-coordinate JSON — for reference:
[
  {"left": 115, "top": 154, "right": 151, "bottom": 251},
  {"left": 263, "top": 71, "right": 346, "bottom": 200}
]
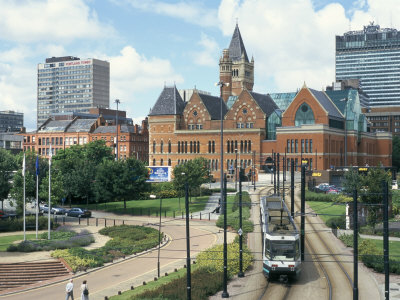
[{"left": 0, "top": 214, "right": 222, "bottom": 300}]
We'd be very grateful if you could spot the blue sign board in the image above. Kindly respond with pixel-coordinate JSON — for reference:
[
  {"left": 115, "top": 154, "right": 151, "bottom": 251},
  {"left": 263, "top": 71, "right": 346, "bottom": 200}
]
[{"left": 147, "top": 166, "right": 171, "bottom": 182}]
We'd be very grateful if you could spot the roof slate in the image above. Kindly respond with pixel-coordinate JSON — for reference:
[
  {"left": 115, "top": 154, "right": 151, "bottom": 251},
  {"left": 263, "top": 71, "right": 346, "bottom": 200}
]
[
  {"left": 199, "top": 94, "right": 228, "bottom": 120},
  {"left": 228, "top": 24, "right": 249, "bottom": 62},
  {"left": 149, "top": 86, "right": 186, "bottom": 116},
  {"left": 309, "top": 88, "right": 343, "bottom": 119},
  {"left": 93, "top": 125, "right": 140, "bottom": 134},
  {"left": 66, "top": 119, "right": 96, "bottom": 133},
  {"left": 38, "top": 120, "right": 71, "bottom": 132},
  {"left": 249, "top": 92, "right": 279, "bottom": 116}
]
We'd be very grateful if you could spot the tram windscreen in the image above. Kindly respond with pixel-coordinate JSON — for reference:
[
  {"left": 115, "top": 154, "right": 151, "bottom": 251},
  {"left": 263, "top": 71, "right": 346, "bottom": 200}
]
[{"left": 269, "top": 240, "right": 297, "bottom": 261}]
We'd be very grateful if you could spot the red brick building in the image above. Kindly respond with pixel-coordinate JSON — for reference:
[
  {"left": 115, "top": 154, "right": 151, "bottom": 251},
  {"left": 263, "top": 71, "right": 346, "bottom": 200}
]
[
  {"left": 22, "top": 116, "right": 148, "bottom": 161},
  {"left": 148, "top": 25, "right": 392, "bottom": 181}
]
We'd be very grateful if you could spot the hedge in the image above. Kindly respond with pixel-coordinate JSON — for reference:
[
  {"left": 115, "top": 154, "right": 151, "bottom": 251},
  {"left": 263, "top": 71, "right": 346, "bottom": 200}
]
[{"left": 0, "top": 216, "right": 58, "bottom": 232}]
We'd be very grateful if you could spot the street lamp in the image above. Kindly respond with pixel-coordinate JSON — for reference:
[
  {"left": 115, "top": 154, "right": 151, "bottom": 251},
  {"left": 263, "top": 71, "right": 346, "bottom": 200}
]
[
  {"left": 340, "top": 97, "right": 348, "bottom": 166},
  {"left": 235, "top": 149, "right": 238, "bottom": 191},
  {"left": 215, "top": 80, "right": 229, "bottom": 299},
  {"left": 114, "top": 99, "right": 120, "bottom": 161}
]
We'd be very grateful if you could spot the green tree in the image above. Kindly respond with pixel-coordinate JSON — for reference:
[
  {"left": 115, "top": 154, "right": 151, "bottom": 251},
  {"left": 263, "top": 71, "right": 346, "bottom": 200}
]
[
  {"left": 173, "top": 157, "right": 209, "bottom": 198},
  {"left": 0, "top": 148, "right": 17, "bottom": 210},
  {"left": 10, "top": 151, "right": 48, "bottom": 215},
  {"left": 39, "top": 168, "right": 65, "bottom": 207},
  {"left": 94, "top": 158, "right": 149, "bottom": 209}
]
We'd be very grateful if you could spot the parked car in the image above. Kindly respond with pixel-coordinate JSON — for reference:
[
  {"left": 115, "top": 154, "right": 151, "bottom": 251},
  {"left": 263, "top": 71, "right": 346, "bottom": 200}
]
[
  {"left": 51, "top": 206, "right": 67, "bottom": 215},
  {"left": 314, "top": 183, "right": 330, "bottom": 193},
  {"left": 0, "top": 210, "right": 16, "bottom": 219},
  {"left": 65, "top": 208, "right": 91, "bottom": 218},
  {"left": 326, "top": 185, "right": 339, "bottom": 194},
  {"left": 40, "top": 204, "right": 50, "bottom": 213}
]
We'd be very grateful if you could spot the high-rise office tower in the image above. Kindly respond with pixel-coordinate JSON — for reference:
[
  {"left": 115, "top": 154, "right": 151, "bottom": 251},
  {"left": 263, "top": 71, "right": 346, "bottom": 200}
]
[
  {"left": 336, "top": 22, "right": 400, "bottom": 107},
  {"left": 37, "top": 56, "right": 110, "bottom": 127}
]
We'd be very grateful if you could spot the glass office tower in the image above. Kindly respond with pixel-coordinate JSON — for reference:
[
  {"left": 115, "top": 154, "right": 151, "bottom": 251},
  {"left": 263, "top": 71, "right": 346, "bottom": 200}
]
[
  {"left": 37, "top": 56, "right": 110, "bottom": 127},
  {"left": 336, "top": 22, "right": 400, "bottom": 107}
]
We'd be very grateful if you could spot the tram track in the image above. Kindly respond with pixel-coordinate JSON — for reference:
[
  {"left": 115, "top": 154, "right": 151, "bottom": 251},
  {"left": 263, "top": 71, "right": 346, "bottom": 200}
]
[{"left": 292, "top": 188, "right": 354, "bottom": 300}]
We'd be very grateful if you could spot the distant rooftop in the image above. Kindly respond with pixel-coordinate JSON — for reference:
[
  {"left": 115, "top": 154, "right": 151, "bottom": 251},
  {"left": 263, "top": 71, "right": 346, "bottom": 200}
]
[{"left": 45, "top": 56, "right": 80, "bottom": 63}]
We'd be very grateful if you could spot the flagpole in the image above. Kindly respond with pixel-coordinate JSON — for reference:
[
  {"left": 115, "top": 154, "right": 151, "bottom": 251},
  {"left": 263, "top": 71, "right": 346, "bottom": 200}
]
[
  {"left": 23, "top": 153, "right": 26, "bottom": 241},
  {"left": 35, "top": 155, "right": 39, "bottom": 239},
  {"left": 48, "top": 145, "right": 52, "bottom": 240}
]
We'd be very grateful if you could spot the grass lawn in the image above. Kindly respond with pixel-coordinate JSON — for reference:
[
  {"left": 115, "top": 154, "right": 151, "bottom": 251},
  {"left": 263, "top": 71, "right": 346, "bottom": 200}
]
[
  {"left": 87, "top": 196, "right": 210, "bottom": 217},
  {"left": 362, "top": 238, "right": 400, "bottom": 262},
  {"left": 306, "top": 201, "right": 346, "bottom": 224},
  {"left": 0, "top": 234, "right": 37, "bottom": 251}
]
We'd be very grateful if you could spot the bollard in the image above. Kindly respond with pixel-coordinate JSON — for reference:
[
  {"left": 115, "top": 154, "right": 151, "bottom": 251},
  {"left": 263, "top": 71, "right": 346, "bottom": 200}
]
[
  {"left": 63, "top": 216, "right": 65, "bottom": 225},
  {"left": 87, "top": 217, "right": 89, "bottom": 226},
  {"left": 209, "top": 213, "right": 210, "bottom": 221},
  {"left": 118, "top": 291, "right": 121, "bottom": 295},
  {"left": 123, "top": 220, "right": 125, "bottom": 225},
  {"left": 173, "top": 211, "right": 175, "bottom": 218},
  {"left": 191, "top": 213, "right": 192, "bottom": 219},
  {"left": 130, "top": 286, "right": 134, "bottom": 290},
  {"left": 113, "top": 219, "right": 115, "bottom": 226},
  {"left": 200, "top": 212, "right": 202, "bottom": 220},
  {"left": 96, "top": 218, "right": 98, "bottom": 226},
  {"left": 78, "top": 217, "right": 81, "bottom": 225},
  {"left": 105, "top": 218, "right": 107, "bottom": 227},
  {"left": 182, "top": 212, "right": 184, "bottom": 219},
  {"left": 165, "top": 272, "right": 168, "bottom": 276}
]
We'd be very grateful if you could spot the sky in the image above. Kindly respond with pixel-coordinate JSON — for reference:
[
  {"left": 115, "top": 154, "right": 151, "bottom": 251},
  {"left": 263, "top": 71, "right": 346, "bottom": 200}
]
[{"left": 1, "top": 0, "right": 400, "bottom": 131}]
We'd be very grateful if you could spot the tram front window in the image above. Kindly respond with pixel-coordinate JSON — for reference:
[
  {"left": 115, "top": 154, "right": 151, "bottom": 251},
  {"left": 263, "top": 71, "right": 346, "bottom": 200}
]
[{"left": 270, "top": 241, "right": 296, "bottom": 261}]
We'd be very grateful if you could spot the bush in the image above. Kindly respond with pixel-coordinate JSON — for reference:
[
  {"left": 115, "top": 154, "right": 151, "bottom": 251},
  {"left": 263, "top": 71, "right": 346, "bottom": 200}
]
[
  {"left": 51, "top": 225, "right": 159, "bottom": 272},
  {"left": 133, "top": 267, "right": 224, "bottom": 300},
  {"left": 231, "top": 191, "right": 251, "bottom": 212},
  {"left": 326, "top": 216, "right": 346, "bottom": 229},
  {"left": 7, "top": 227, "right": 94, "bottom": 252},
  {"left": 196, "top": 242, "right": 253, "bottom": 278},
  {"left": 157, "top": 189, "right": 178, "bottom": 199},
  {"left": 0, "top": 216, "right": 59, "bottom": 232},
  {"left": 305, "top": 191, "right": 351, "bottom": 203}
]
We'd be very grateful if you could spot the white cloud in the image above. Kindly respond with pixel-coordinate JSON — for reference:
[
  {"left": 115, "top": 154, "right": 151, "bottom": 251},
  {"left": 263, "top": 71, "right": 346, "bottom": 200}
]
[
  {"left": 192, "top": 33, "right": 219, "bottom": 66},
  {"left": 0, "top": 0, "right": 115, "bottom": 43},
  {"left": 119, "top": 0, "right": 218, "bottom": 27},
  {"left": 101, "top": 46, "right": 183, "bottom": 118}
]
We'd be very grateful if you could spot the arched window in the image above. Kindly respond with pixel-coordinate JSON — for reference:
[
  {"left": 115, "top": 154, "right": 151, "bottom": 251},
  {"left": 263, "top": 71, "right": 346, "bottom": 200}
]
[
  {"left": 168, "top": 141, "right": 171, "bottom": 153},
  {"left": 190, "top": 141, "right": 193, "bottom": 153},
  {"left": 160, "top": 159, "right": 164, "bottom": 166},
  {"left": 244, "top": 140, "right": 247, "bottom": 153},
  {"left": 160, "top": 141, "right": 163, "bottom": 153},
  {"left": 212, "top": 141, "right": 215, "bottom": 153},
  {"left": 185, "top": 141, "right": 188, "bottom": 153},
  {"left": 248, "top": 140, "right": 251, "bottom": 152},
  {"left": 153, "top": 141, "right": 156, "bottom": 153},
  {"left": 235, "top": 140, "right": 238, "bottom": 151},
  {"left": 168, "top": 159, "right": 171, "bottom": 166},
  {"left": 227, "top": 141, "right": 230, "bottom": 153},
  {"left": 197, "top": 141, "right": 200, "bottom": 153},
  {"left": 231, "top": 141, "right": 234, "bottom": 152},
  {"left": 178, "top": 141, "right": 180, "bottom": 153},
  {"left": 295, "top": 103, "right": 315, "bottom": 126},
  {"left": 208, "top": 141, "right": 211, "bottom": 153},
  {"left": 153, "top": 159, "right": 156, "bottom": 166},
  {"left": 240, "top": 140, "right": 243, "bottom": 153}
]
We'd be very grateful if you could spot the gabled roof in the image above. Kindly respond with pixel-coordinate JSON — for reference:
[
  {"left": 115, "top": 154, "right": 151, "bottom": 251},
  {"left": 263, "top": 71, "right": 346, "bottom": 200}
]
[
  {"left": 149, "top": 86, "right": 186, "bottom": 116},
  {"left": 249, "top": 92, "right": 279, "bottom": 116},
  {"left": 93, "top": 125, "right": 141, "bottom": 134},
  {"left": 198, "top": 94, "right": 228, "bottom": 120},
  {"left": 309, "top": 88, "right": 343, "bottom": 119},
  {"left": 66, "top": 119, "right": 96, "bottom": 133},
  {"left": 37, "top": 120, "right": 71, "bottom": 132},
  {"left": 324, "top": 89, "right": 350, "bottom": 114},
  {"left": 228, "top": 24, "right": 249, "bottom": 62}
]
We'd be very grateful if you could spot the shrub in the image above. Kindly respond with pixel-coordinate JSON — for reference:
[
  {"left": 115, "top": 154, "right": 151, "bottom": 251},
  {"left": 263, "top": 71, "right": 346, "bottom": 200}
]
[
  {"left": 133, "top": 268, "right": 224, "bottom": 300},
  {"left": 196, "top": 242, "right": 253, "bottom": 278},
  {"left": 0, "top": 216, "right": 59, "bottom": 232},
  {"left": 231, "top": 191, "right": 251, "bottom": 212},
  {"left": 326, "top": 216, "right": 346, "bottom": 229},
  {"left": 157, "top": 189, "right": 178, "bottom": 199}
]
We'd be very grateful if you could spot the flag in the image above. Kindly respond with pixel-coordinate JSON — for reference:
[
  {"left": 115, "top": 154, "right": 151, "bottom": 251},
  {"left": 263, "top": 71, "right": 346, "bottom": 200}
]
[
  {"left": 49, "top": 144, "right": 52, "bottom": 166},
  {"left": 35, "top": 155, "right": 40, "bottom": 176},
  {"left": 22, "top": 153, "right": 25, "bottom": 177}
]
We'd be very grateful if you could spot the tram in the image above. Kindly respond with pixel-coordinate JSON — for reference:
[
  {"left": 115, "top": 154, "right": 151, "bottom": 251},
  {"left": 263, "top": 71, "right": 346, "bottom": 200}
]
[{"left": 260, "top": 195, "right": 301, "bottom": 282}]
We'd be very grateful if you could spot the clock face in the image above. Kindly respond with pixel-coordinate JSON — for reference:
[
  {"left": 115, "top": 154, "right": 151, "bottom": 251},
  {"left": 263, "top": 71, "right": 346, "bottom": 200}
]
[{"left": 193, "top": 110, "right": 198, "bottom": 116}]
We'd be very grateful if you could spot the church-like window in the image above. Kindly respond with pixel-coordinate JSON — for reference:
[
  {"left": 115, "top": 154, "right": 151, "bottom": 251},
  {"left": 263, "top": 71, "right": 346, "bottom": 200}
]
[{"left": 295, "top": 103, "right": 315, "bottom": 126}]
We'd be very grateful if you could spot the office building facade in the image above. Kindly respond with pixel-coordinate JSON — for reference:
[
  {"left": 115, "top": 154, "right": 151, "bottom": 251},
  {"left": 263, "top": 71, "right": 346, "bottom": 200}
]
[
  {"left": 336, "top": 22, "right": 400, "bottom": 107},
  {"left": 37, "top": 56, "right": 110, "bottom": 127},
  {"left": 0, "top": 110, "right": 23, "bottom": 132}
]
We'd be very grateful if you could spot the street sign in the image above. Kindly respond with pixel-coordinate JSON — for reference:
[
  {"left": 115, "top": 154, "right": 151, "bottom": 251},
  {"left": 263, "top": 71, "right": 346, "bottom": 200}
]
[{"left": 238, "top": 228, "right": 243, "bottom": 236}]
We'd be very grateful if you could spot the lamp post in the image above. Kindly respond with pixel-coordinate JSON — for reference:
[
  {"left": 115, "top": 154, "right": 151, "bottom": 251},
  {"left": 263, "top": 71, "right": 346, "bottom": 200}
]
[
  {"left": 114, "top": 99, "right": 120, "bottom": 161},
  {"left": 340, "top": 97, "right": 348, "bottom": 166},
  {"left": 215, "top": 81, "right": 229, "bottom": 218},
  {"left": 235, "top": 149, "right": 238, "bottom": 191}
]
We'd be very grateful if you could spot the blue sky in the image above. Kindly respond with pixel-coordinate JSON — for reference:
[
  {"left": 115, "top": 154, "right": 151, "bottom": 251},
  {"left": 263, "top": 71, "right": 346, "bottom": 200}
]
[{"left": 0, "top": 0, "right": 399, "bottom": 130}]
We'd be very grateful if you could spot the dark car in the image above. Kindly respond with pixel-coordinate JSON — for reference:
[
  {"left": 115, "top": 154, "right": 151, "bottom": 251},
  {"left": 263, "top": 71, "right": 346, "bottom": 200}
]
[
  {"left": 0, "top": 210, "right": 17, "bottom": 219},
  {"left": 51, "top": 206, "right": 67, "bottom": 215},
  {"left": 65, "top": 208, "right": 91, "bottom": 218}
]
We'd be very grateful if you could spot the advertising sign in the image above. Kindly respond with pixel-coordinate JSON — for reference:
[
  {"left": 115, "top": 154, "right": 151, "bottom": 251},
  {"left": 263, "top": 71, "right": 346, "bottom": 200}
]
[{"left": 147, "top": 166, "right": 171, "bottom": 182}]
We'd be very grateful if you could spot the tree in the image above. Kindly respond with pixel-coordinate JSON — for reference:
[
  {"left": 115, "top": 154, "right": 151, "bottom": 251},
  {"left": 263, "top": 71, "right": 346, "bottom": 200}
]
[
  {"left": 0, "top": 148, "right": 17, "bottom": 210},
  {"left": 10, "top": 151, "right": 48, "bottom": 215},
  {"left": 39, "top": 168, "right": 65, "bottom": 207},
  {"left": 53, "top": 140, "right": 113, "bottom": 206},
  {"left": 94, "top": 158, "right": 149, "bottom": 209},
  {"left": 173, "top": 157, "right": 209, "bottom": 198}
]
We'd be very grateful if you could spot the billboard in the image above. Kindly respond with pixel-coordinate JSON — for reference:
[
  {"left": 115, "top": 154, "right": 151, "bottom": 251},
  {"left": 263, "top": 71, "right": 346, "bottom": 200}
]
[{"left": 147, "top": 166, "right": 171, "bottom": 182}]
